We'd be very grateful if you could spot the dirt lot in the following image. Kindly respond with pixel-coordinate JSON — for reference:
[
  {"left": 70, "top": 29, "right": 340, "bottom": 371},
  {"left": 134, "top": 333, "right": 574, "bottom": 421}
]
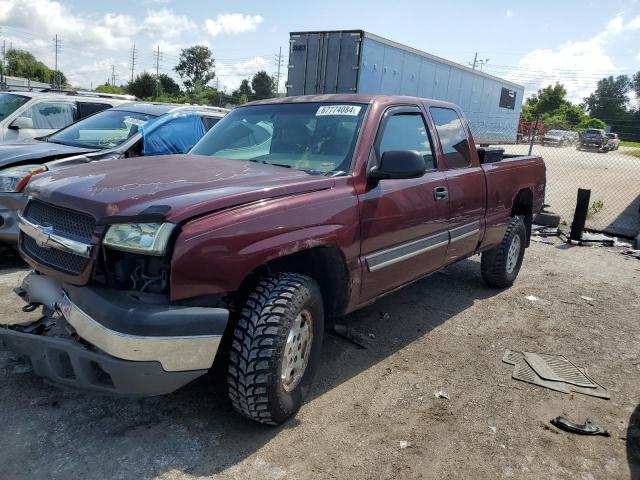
[
  {"left": 501, "top": 144, "right": 640, "bottom": 238},
  {"left": 0, "top": 239, "right": 639, "bottom": 480}
]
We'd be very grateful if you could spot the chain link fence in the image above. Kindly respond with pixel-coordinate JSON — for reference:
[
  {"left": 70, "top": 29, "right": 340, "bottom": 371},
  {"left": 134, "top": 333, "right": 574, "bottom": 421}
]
[{"left": 497, "top": 137, "right": 640, "bottom": 238}]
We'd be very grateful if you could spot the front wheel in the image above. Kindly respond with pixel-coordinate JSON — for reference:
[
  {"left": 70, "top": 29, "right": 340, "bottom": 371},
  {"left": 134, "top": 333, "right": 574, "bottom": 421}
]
[
  {"left": 481, "top": 217, "right": 527, "bottom": 288},
  {"left": 227, "top": 273, "right": 324, "bottom": 425}
]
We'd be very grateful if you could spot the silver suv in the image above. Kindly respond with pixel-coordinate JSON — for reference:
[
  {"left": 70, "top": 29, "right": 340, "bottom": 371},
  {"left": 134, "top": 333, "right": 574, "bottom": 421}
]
[{"left": 0, "top": 91, "right": 131, "bottom": 142}]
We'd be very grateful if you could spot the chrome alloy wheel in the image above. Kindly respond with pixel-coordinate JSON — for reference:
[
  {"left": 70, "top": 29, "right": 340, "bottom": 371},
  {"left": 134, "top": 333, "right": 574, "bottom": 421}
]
[
  {"left": 280, "top": 310, "right": 313, "bottom": 392},
  {"left": 506, "top": 234, "right": 521, "bottom": 274}
]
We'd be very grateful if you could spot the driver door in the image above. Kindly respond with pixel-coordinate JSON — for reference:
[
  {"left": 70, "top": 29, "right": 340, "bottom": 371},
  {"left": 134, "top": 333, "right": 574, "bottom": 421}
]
[{"left": 358, "top": 106, "right": 450, "bottom": 302}]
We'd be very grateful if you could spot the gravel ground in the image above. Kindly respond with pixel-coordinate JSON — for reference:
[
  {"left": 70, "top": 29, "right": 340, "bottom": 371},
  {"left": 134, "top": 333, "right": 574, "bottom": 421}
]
[
  {"left": 501, "top": 144, "right": 640, "bottom": 238},
  {"left": 0, "top": 239, "right": 639, "bottom": 480}
]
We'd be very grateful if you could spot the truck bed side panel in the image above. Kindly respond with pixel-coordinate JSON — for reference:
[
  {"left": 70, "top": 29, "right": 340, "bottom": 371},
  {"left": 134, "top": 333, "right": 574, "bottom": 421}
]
[{"left": 479, "top": 156, "right": 546, "bottom": 250}]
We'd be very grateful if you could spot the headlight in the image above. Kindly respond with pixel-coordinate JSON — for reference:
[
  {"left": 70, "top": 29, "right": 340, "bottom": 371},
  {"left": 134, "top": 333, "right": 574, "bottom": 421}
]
[
  {"left": 103, "top": 223, "right": 176, "bottom": 256},
  {"left": 0, "top": 164, "right": 47, "bottom": 193}
]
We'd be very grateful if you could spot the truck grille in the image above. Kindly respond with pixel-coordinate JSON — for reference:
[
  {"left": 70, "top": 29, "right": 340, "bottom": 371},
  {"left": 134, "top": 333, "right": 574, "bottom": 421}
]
[
  {"left": 24, "top": 200, "right": 95, "bottom": 242},
  {"left": 22, "top": 235, "right": 87, "bottom": 275},
  {"left": 21, "top": 200, "right": 96, "bottom": 275}
]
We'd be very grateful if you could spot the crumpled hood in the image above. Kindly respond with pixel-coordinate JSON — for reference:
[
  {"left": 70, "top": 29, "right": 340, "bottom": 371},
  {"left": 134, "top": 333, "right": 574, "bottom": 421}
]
[
  {"left": 0, "top": 139, "right": 97, "bottom": 168},
  {"left": 26, "top": 154, "right": 335, "bottom": 223}
]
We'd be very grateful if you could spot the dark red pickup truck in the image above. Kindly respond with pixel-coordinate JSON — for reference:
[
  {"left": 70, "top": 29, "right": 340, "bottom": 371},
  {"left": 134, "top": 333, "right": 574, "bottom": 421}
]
[{"left": 1, "top": 94, "right": 545, "bottom": 424}]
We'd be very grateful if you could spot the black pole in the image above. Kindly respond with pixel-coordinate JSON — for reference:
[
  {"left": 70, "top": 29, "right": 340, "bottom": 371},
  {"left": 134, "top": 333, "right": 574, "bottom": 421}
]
[{"left": 570, "top": 188, "right": 591, "bottom": 241}]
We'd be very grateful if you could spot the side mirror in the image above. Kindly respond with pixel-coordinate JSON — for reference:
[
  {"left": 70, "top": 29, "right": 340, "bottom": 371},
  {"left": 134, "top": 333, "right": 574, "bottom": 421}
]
[
  {"left": 368, "top": 150, "right": 426, "bottom": 182},
  {"left": 9, "top": 116, "right": 34, "bottom": 131}
]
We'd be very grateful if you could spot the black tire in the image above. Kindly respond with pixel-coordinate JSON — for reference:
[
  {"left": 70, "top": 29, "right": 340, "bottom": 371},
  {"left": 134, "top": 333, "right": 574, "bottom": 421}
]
[
  {"left": 481, "top": 217, "right": 527, "bottom": 288},
  {"left": 227, "top": 273, "right": 324, "bottom": 425},
  {"left": 534, "top": 210, "right": 560, "bottom": 228}
]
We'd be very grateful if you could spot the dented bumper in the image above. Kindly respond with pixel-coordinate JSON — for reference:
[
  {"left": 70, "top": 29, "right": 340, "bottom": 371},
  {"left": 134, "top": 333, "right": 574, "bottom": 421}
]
[{"left": 0, "top": 272, "right": 229, "bottom": 396}]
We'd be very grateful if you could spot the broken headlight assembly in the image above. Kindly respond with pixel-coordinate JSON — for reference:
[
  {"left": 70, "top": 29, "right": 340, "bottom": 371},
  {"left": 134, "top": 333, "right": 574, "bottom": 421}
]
[
  {"left": 103, "top": 222, "right": 175, "bottom": 256},
  {"left": 0, "top": 164, "right": 47, "bottom": 192}
]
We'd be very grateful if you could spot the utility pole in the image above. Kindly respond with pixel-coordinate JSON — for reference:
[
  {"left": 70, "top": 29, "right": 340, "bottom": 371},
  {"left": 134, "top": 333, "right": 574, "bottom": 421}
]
[
  {"left": 130, "top": 43, "right": 137, "bottom": 82},
  {"left": 469, "top": 52, "right": 489, "bottom": 71},
  {"left": 153, "top": 45, "right": 161, "bottom": 97},
  {"left": 275, "top": 47, "right": 284, "bottom": 95},
  {"left": 111, "top": 65, "right": 116, "bottom": 87},
  {"left": 53, "top": 34, "right": 61, "bottom": 88},
  {"left": 1, "top": 39, "right": 5, "bottom": 85}
]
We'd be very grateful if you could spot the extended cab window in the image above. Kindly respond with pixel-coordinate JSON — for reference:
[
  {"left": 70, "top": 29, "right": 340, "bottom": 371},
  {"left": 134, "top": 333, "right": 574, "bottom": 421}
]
[
  {"left": 378, "top": 112, "right": 435, "bottom": 170},
  {"left": 430, "top": 107, "right": 471, "bottom": 169}
]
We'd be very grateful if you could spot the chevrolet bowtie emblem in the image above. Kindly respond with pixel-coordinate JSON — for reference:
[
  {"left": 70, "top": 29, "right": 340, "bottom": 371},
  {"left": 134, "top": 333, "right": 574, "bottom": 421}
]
[{"left": 33, "top": 224, "right": 54, "bottom": 249}]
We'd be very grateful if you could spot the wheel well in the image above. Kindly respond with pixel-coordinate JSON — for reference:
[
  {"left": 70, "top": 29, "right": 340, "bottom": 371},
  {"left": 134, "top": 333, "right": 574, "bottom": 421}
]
[
  {"left": 237, "top": 247, "right": 350, "bottom": 320},
  {"left": 511, "top": 188, "right": 533, "bottom": 246}
]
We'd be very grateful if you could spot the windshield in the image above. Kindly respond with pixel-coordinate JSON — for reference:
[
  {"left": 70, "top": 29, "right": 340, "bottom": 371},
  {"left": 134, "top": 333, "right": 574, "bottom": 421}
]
[
  {"left": 546, "top": 130, "right": 563, "bottom": 136},
  {"left": 190, "top": 102, "right": 368, "bottom": 175},
  {"left": 586, "top": 129, "right": 603, "bottom": 135},
  {"left": 0, "top": 93, "right": 29, "bottom": 119},
  {"left": 48, "top": 109, "right": 156, "bottom": 149}
]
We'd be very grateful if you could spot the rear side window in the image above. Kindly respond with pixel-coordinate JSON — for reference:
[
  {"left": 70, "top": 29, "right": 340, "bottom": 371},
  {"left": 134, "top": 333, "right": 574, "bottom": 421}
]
[
  {"left": 22, "top": 101, "right": 76, "bottom": 130},
  {"left": 430, "top": 107, "right": 471, "bottom": 169},
  {"left": 378, "top": 112, "right": 435, "bottom": 170},
  {"left": 77, "top": 102, "right": 111, "bottom": 119}
]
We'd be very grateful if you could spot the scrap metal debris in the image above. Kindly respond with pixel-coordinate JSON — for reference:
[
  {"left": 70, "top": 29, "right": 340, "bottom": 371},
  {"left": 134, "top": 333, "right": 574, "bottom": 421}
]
[
  {"left": 333, "top": 323, "right": 376, "bottom": 349},
  {"left": 550, "top": 416, "right": 610, "bottom": 437},
  {"left": 434, "top": 390, "right": 450, "bottom": 400},
  {"left": 622, "top": 249, "right": 640, "bottom": 260},
  {"left": 502, "top": 350, "right": 609, "bottom": 399}
]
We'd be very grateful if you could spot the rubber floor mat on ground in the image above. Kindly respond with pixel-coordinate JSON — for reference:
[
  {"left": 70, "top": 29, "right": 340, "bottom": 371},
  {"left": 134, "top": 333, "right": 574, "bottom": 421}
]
[
  {"left": 522, "top": 352, "right": 596, "bottom": 388},
  {"left": 502, "top": 350, "right": 609, "bottom": 399}
]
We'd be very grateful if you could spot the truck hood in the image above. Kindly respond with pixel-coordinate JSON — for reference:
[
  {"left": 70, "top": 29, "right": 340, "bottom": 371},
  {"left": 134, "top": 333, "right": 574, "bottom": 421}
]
[
  {"left": 26, "top": 154, "right": 336, "bottom": 223},
  {"left": 0, "top": 139, "right": 97, "bottom": 168}
]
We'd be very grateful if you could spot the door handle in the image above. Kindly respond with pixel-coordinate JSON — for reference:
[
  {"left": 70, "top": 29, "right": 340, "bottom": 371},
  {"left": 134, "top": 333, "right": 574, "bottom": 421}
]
[{"left": 434, "top": 186, "right": 448, "bottom": 200}]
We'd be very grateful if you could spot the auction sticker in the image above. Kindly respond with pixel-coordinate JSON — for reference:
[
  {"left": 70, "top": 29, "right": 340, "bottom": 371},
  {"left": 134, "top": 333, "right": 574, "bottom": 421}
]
[{"left": 316, "top": 105, "right": 361, "bottom": 116}]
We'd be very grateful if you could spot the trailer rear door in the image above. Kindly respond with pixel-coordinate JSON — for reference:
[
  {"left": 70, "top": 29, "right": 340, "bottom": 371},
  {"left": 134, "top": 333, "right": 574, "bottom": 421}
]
[{"left": 287, "top": 31, "right": 362, "bottom": 95}]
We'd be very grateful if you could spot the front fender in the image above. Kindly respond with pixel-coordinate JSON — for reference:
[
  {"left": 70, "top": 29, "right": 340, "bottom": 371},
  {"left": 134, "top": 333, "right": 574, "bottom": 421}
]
[{"left": 169, "top": 179, "right": 361, "bottom": 301}]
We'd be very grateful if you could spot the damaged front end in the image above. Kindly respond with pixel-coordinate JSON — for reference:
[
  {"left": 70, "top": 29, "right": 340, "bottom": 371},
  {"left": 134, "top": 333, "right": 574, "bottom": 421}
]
[{"left": 1, "top": 271, "right": 229, "bottom": 396}]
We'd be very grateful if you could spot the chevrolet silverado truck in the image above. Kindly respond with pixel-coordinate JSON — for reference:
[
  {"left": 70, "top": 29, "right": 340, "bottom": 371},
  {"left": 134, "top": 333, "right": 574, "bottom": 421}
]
[{"left": 1, "top": 94, "right": 545, "bottom": 425}]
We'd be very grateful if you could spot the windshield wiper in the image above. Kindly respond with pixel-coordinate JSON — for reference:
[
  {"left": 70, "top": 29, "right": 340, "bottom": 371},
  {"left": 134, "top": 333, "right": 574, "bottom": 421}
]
[{"left": 249, "top": 159, "right": 291, "bottom": 169}]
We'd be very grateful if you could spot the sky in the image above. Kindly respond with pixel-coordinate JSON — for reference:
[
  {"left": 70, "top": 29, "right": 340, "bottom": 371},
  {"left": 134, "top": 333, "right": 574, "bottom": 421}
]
[{"left": 0, "top": 0, "right": 639, "bottom": 103}]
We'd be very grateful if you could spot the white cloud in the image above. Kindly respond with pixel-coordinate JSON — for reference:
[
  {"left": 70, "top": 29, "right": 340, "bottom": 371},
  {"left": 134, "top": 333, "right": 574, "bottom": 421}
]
[
  {"left": 505, "top": 14, "right": 640, "bottom": 102},
  {"left": 205, "top": 13, "right": 263, "bottom": 37},
  {"left": 140, "top": 9, "right": 196, "bottom": 39},
  {"left": 505, "top": 9, "right": 514, "bottom": 18},
  {"left": 216, "top": 56, "right": 271, "bottom": 91}
]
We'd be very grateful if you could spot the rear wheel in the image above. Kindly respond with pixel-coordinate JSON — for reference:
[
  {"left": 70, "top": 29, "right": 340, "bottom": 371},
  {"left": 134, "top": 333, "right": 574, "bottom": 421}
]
[
  {"left": 227, "top": 273, "right": 324, "bottom": 425},
  {"left": 481, "top": 217, "right": 527, "bottom": 288}
]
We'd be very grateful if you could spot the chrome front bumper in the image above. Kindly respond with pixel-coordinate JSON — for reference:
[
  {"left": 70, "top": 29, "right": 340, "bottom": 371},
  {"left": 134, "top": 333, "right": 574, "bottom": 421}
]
[{"left": 11, "top": 272, "right": 228, "bottom": 373}]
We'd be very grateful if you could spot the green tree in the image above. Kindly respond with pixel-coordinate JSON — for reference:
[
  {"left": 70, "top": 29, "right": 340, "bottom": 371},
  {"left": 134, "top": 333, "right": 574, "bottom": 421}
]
[
  {"left": 529, "top": 83, "right": 568, "bottom": 116},
  {"left": 632, "top": 72, "right": 640, "bottom": 108},
  {"left": 5, "top": 48, "right": 67, "bottom": 86},
  {"left": 582, "top": 75, "right": 630, "bottom": 121},
  {"left": 126, "top": 72, "right": 156, "bottom": 99},
  {"left": 174, "top": 45, "right": 215, "bottom": 90},
  {"left": 232, "top": 79, "right": 253, "bottom": 104},
  {"left": 251, "top": 71, "right": 275, "bottom": 100},
  {"left": 95, "top": 83, "right": 124, "bottom": 94},
  {"left": 158, "top": 74, "right": 180, "bottom": 96}
]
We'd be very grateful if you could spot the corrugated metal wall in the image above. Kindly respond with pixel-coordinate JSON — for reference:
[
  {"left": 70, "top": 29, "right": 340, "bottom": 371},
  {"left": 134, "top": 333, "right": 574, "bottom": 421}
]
[{"left": 358, "top": 36, "right": 524, "bottom": 144}]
